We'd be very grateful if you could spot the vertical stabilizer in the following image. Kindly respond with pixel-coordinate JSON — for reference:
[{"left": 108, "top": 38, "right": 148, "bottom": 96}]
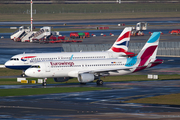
[
  {"left": 137, "top": 32, "right": 160, "bottom": 59},
  {"left": 136, "top": 32, "right": 161, "bottom": 69},
  {"left": 108, "top": 27, "right": 132, "bottom": 53}
]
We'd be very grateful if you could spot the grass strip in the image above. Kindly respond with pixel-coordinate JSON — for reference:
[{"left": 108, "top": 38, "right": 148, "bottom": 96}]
[
  {"left": 0, "top": 87, "right": 109, "bottom": 97},
  {"left": 0, "top": 68, "right": 22, "bottom": 76},
  {"left": 1, "top": 74, "right": 180, "bottom": 85},
  {"left": 0, "top": 3, "right": 180, "bottom": 22},
  {"left": 124, "top": 93, "right": 180, "bottom": 105},
  {"left": 1, "top": 12, "right": 180, "bottom": 22}
]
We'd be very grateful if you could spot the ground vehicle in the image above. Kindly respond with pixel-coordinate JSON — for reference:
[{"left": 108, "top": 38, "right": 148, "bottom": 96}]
[
  {"left": 170, "top": 29, "right": 180, "bottom": 35},
  {"left": 131, "top": 22, "right": 147, "bottom": 36},
  {"left": 58, "top": 36, "right": 65, "bottom": 40},
  {"left": 48, "top": 35, "right": 65, "bottom": 40},
  {"left": 78, "top": 32, "right": 85, "bottom": 38},
  {"left": 70, "top": 32, "right": 90, "bottom": 38},
  {"left": 84, "top": 32, "right": 90, "bottom": 38},
  {"left": 49, "top": 35, "right": 57, "bottom": 40},
  {"left": 70, "top": 32, "right": 79, "bottom": 38}
]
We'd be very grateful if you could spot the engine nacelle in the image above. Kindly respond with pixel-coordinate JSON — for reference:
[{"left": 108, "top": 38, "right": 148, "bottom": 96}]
[
  {"left": 78, "top": 73, "right": 95, "bottom": 83},
  {"left": 54, "top": 77, "right": 70, "bottom": 82}
]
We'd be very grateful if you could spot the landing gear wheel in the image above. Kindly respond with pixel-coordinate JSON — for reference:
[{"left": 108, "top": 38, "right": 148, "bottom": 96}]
[
  {"left": 21, "top": 73, "right": 26, "bottom": 77},
  {"left": 42, "top": 78, "right": 47, "bottom": 86},
  {"left": 42, "top": 82, "right": 46, "bottom": 86},
  {"left": 96, "top": 80, "right": 103, "bottom": 85}
]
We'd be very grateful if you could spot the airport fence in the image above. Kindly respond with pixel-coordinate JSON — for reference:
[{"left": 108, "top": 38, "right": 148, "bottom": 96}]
[
  {"left": 62, "top": 42, "right": 180, "bottom": 56},
  {"left": 0, "top": 8, "right": 179, "bottom": 14},
  {"left": 5, "top": 8, "right": 179, "bottom": 14}
]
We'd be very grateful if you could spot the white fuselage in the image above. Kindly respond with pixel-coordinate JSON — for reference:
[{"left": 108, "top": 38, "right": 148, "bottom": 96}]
[
  {"left": 5, "top": 51, "right": 126, "bottom": 70},
  {"left": 25, "top": 57, "right": 140, "bottom": 78}
]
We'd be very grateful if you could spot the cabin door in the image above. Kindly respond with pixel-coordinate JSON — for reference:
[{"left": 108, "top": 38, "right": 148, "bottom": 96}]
[{"left": 45, "top": 62, "right": 50, "bottom": 72}]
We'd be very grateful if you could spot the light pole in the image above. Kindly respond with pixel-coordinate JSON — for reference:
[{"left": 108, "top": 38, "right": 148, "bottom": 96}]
[{"left": 30, "top": 0, "right": 33, "bottom": 31}]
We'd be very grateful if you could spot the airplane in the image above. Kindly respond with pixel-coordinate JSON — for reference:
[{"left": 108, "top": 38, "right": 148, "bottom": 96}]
[
  {"left": 5, "top": 27, "right": 134, "bottom": 77},
  {"left": 25, "top": 32, "right": 163, "bottom": 86}
]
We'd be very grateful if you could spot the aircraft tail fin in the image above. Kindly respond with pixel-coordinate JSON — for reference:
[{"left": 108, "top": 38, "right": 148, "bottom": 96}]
[
  {"left": 108, "top": 27, "right": 132, "bottom": 53},
  {"left": 137, "top": 32, "right": 160, "bottom": 59},
  {"left": 136, "top": 32, "right": 161, "bottom": 67}
]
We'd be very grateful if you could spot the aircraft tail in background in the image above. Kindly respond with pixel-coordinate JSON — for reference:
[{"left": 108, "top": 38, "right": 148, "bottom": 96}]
[{"left": 108, "top": 27, "right": 132, "bottom": 54}]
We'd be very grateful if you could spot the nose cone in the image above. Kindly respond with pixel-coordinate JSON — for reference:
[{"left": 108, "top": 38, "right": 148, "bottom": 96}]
[
  {"left": 25, "top": 68, "right": 34, "bottom": 77},
  {"left": 25, "top": 68, "right": 42, "bottom": 77},
  {"left": 4, "top": 61, "right": 11, "bottom": 68}
]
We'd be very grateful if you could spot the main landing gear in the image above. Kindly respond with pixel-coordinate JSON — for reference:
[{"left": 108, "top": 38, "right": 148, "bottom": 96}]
[
  {"left": 96, "top": 80, "right": 103, "bottom": 85},
  {"left": 96, "top": 75, "right": 103, "bottom": 85},
  {"left": 21, "top": 70, "right": 26, "bottom": 77},
  {"left": 42, "top": 78, "right": 47, "bottom": 86}
]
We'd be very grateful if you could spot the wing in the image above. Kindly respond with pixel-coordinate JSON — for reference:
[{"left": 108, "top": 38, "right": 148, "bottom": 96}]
[{"left": 78, "top": 66, "right": 136, "bottom": 75}]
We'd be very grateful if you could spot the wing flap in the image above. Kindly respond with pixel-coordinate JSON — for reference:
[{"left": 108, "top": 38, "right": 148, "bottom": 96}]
[{"left": 78, "top": 66, "right": 135, "bottom": 74}]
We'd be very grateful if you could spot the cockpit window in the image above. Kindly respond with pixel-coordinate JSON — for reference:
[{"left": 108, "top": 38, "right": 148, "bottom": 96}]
[
  {"left": 10, "top": 58, "right": 19, "bottom": 61},
  {"left": 31, "top": 65, "right": 40, "bottom": 68}
]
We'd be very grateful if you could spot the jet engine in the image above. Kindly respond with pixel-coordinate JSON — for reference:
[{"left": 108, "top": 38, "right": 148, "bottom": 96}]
[
  {"left": 78, "top": 73, "right": 95, "bottom": 83},
  {"left": 54, "top": 77, "right": 71, "bottom": 82}
]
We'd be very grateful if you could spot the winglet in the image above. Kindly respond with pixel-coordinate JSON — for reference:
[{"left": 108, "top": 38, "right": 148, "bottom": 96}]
[{"left": 70, "top": 55, "right": 73, "bottom": 60}]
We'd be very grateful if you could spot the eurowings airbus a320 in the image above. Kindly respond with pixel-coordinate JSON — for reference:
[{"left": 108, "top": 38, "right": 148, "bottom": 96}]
[
  {"left": 5, "top": 27, "right": 134, "bottom": 77},
  {"left": 25, "top": 32, "right": 163, "bottom": 86}
]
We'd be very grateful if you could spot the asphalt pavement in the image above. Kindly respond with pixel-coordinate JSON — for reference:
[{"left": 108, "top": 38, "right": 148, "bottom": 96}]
[{"left": 1, "top": 80, "right": 180, "bottom": 119}]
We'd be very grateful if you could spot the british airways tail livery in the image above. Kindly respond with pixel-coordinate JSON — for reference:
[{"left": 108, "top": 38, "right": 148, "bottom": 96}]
[
  {"left": 5, "top": 27, "right": 133, "bottom": 77},
  {"left": 108, "top": 27, "right": 131, "bottom": 52},
  {"left": 25, "top": 32, "right": 163, "bottom": 86},
  {"left": 108, "top": 27, "right": 134, "bottom": 57}
]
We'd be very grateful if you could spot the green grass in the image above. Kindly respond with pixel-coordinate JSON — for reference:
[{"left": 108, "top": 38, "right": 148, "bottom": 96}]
[
  {"left": 0, "top": 68, "right": 22, "bottom": 76},
  {"left": 124, "top": 93, "right": 180, "bottom": 105},
  {"left": 1, "top": 3, "right": 179, "bottom": 14},
  {"left": 0, "top": 87, "right": 109, "bottom": 97},
  {"left": 1, "top": 12, "right": 180, "bottom": 22},
  {"left": 1, "top": 68, "right": 180, "bottom": 85},
  {"left": 0, "top": 3, "right": 180, "bottom": 21}
]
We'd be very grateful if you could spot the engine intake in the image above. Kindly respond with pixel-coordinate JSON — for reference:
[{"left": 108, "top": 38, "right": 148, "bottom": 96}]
[{"left": 78, "top": 73, "right": 95, "bottom": 83}]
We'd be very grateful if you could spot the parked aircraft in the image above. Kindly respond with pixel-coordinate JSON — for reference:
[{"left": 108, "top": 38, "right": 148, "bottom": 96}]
[
  {"left": 5, "top": 27, "right": 134, "bottom": 77},
  {"left": 25, "top": 32, "right": 163, "bottom": 86}
]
